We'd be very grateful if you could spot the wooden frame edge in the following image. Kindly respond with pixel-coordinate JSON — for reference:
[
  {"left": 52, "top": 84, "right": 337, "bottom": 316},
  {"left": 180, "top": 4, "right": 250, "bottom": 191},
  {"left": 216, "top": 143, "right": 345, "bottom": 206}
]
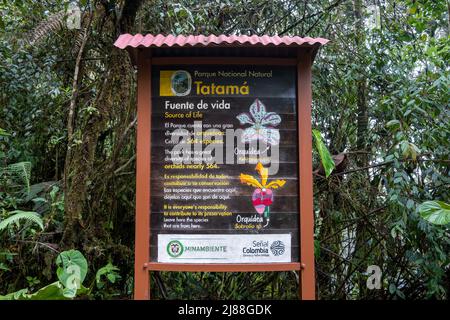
[
  {"left": 297, "top": 49, "right": 316, "bottom": 300},
  {"left": 134, "top": 51, "right": 152, "bottom": 300},
  {"left": 152, "top": 57, "right": 297, "bottom": 65},
  {"left": 144, "top": 263, "right": 302, "bottom": 272}
]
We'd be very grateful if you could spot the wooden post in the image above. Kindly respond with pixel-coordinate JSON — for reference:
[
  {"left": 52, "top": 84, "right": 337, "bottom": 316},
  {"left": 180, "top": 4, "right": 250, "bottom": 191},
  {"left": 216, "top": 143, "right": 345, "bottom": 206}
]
[
  {"left": 134, "top": 51, "right": 151, "bottom": 300},
  {"left": 297, "top": 49, "right": 316, "bottom": 300}
]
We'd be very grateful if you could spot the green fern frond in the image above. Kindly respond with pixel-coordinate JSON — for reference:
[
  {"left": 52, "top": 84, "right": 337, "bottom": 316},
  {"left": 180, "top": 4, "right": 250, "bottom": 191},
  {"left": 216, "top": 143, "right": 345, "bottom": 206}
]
[
  {"left": 27, "top": 11, "right": 67, "bottom": 45},
  {"left": 28, "top": 10, "right": 91, "bottom": 47},
  {"left": 0, "top": 211, "right": 44, "bottom": 232},
  {"left": 71, "top": 26, "right": 89, "bottom": 56},
  {"left": 0, "top": 162, "right": 31, "bottom": 193}
]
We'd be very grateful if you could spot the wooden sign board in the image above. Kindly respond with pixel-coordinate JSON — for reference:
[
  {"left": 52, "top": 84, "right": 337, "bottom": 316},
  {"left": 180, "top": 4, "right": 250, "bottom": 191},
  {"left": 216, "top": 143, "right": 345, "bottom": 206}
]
[
  {"left": 117, "top": 37, "right": 325, "bottom": 300},
  {"left": 151, "top": 64, "right": 299, "bottom": 264}
]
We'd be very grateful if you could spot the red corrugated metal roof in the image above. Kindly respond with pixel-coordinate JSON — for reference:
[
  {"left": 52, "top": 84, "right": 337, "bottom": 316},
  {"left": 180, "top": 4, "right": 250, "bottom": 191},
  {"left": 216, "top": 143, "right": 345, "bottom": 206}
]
[{"left": 114, "top": 34, "right": 329, "bottom": 49}]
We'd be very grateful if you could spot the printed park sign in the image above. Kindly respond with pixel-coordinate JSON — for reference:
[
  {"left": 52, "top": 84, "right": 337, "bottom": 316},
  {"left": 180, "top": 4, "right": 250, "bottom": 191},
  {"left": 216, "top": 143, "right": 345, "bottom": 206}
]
[{"left": 150, "top": 65, "right": 299, "bottom": 264}]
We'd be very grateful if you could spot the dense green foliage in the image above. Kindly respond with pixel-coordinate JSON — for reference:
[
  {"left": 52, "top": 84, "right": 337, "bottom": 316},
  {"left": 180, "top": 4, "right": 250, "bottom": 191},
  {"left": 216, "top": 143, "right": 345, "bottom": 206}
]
[
  {"left": 0, "top": 249, "right": 121, "bottom": 299},
  {"left": 0, "top": 0, "right": 448, "bottom": 299}
]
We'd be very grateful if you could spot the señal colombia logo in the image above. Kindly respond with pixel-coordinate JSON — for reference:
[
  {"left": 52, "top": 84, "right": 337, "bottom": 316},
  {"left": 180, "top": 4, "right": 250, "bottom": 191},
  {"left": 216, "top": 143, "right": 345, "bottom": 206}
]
[
  {"left": 167, "top": 240, "right": 184, "bottom": 257},
  {"left": 270, "top": 240, "right": 285, "bottom": 256}
]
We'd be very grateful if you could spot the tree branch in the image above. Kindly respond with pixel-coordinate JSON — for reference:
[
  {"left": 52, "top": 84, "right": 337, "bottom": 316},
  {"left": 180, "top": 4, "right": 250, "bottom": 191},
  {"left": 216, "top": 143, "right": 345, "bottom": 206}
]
[{"left": 279, "top": 0, "right": 345, "bottom": 35}]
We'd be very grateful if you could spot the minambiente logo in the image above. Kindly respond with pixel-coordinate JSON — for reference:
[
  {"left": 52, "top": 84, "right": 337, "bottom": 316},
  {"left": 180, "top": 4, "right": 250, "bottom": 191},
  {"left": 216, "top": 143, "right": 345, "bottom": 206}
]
[{"left": 167, "top": 240, "right": 184, "bottom": 257}]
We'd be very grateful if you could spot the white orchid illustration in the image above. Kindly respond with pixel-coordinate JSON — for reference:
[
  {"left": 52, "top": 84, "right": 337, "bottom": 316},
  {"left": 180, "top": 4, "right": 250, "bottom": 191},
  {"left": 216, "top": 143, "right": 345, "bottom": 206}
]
[{"left": 236, "top": 99, "right": 281, "bottom": 146}]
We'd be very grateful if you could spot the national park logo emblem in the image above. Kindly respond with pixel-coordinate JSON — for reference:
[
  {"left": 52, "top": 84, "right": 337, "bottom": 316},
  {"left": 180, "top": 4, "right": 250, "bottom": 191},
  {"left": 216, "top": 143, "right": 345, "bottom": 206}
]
[{"left": 160, "top": 70, "right": 192, "bottom": 96}]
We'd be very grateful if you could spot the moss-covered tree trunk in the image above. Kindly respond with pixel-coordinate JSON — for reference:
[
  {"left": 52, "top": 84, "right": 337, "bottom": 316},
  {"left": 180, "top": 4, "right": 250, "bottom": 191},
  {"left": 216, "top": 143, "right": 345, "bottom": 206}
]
[{"left": 61, "top": 0, "right": 144, "bottom": 250}]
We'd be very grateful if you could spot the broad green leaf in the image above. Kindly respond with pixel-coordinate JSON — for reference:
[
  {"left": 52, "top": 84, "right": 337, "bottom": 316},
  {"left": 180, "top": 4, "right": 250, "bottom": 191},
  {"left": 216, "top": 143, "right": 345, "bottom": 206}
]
[
  {"left": 56, "top": 250, "right": 88, "bottom": 286},
  {"left": 62, "top": 286, "right": 76, "bottom": 298},
  {"left": 0, "top": 283, "right": 67, "bottom": 300},
  {"left": 312, "top": 129, "right": 335, "bottom": 178},
  {"left": 0, "top": 288, "right": 29, "bottom": 300},
  {"left": 0, "top": 128, "right": 10, "bottom": 136},
  {"left": 0, "top": 282, "right": 89, "bottom": 300},
  {"left": 418, "top": 201, "right": 450, "bottom": 225},
  {"left": 386, "top": 119, "right": 400, "bottom": 128},
  {"left": 18, "top": 282, "right": 68, "bottom": 300}
]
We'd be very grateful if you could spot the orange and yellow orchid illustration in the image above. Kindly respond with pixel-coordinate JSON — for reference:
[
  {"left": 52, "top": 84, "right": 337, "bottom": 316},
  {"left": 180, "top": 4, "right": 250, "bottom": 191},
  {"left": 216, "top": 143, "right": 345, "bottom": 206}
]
[{"left": 239, "top": 162, "right": 286, "bottom": 227}]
